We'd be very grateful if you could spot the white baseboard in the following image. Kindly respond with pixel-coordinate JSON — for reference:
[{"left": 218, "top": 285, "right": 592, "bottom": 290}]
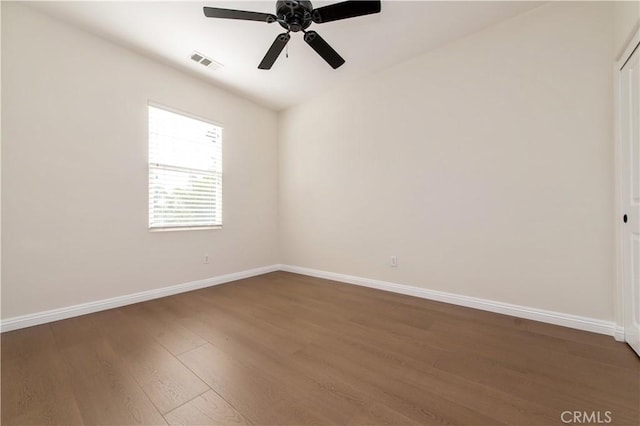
[
  {"left": 0, "top": 265, "right": 280, "bottom": 333},
  {"left": 2, "top": 263, "right": 623, "bottom": 339},
  {"left": 279, "top": 264, "right": 620, "bottom": 338},
  {"left": 614, "top": 326, "right": 626, "bottom": 342}
]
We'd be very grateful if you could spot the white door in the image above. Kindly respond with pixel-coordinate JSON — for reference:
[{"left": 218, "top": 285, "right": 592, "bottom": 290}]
[{"left": 620, "top": 41, "right": 640, "bottom": 357}]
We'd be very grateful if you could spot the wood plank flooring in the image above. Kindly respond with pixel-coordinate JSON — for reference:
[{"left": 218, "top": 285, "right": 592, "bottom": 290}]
[{"left": 2, "top": 271, "right": 638, "bottom": 425}]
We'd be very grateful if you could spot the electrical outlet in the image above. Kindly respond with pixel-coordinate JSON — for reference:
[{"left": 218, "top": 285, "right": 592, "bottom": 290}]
[
  {"left": 390, "top": 256, "right": 398, "bottom": 267},
  {"left": 204, "top": 254, "right": 209, "bottom": 264}
]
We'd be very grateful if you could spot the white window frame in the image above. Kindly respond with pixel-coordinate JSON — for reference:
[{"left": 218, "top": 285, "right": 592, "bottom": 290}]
[{"left": 148, "top": 102, "right": 223, "bottom": 232}]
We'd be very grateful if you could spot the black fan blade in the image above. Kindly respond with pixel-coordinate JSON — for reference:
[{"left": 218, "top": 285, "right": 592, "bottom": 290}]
[
  {"left": 311, "top": 1, "right": 380, "bottom": 24},
  {"left": 303, "top": 31, "right": 345, "bottom": 69},
  {"left": 258, "top": 33, "right": 291, "bottom": 70},
  {"left": 203, "top": 7, "right": 277, "bottom": 23}
]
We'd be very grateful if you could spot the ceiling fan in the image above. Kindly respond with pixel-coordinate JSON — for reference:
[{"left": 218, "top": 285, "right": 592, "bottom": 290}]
[{"left": 203, "top": 1, "right": 381, "bottom": 70}]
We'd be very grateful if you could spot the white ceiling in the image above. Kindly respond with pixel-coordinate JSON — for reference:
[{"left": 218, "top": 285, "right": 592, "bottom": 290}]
[{"left": 29, "top": 1, "right": 543, "bottom": 110}]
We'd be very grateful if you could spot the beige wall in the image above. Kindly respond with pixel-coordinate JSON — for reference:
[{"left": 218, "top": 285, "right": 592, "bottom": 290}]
[
  {"left": 279, "top": 2, "right": 615, "bottom": 320},
  {"left": 1, "top": 3, "right": 279, "bottom": 319},
  {"left": 0, "top": 1, "right": 3, "bottom": 320},
  {"left": 1, "top": 1, "right": 623, "bottom": 324},
  {"left": 614, "top": 0, "right": 639, "bottom": 59}
]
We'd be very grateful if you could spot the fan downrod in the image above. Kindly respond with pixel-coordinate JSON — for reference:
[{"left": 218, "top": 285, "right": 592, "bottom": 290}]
[{"left": 276, "top": 0, "right": 313, "bottom": 32}]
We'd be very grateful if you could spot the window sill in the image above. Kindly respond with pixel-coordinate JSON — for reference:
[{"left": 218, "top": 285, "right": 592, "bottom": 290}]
[{"left": 149, "top": 226, "right": 222, "bottom": 232}]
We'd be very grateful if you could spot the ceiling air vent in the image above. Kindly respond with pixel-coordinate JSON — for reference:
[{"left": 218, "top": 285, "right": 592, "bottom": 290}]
[{"left": 189, "top": 51, "right": 222, "bottom": 70}]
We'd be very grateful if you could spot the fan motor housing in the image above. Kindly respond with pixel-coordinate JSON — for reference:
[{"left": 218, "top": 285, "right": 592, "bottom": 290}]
[{"left": 276, "top": 0, "right": 313, "bottom": 32}]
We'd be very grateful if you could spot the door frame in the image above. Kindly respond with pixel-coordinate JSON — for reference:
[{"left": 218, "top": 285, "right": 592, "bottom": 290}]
[{"left": 614, "top": 28, "right": 640, "bottom": 342}]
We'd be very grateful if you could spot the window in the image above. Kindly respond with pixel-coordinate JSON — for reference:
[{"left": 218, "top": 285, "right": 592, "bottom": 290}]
[{"left": 148, "top": 105, "right": 222, "bottom": 230}]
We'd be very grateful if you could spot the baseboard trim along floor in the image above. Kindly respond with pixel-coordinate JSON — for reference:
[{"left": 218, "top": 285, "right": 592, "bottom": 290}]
[
  {"left": 1, "top": 263, "right": 622, "bottom": 339},
  {"left": 0, "top": 265, "right": 280, "bottom": 332},
  {"left": 279, "top": 264, "right": 622, "bottom": 339}
]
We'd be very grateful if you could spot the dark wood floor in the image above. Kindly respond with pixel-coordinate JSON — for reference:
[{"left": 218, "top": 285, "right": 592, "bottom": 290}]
[{"left": 2, "top": 271, "right": 639, "bottom": 425}]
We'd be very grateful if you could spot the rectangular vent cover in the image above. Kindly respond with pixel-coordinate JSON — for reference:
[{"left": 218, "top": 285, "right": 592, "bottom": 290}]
[{"left": 189, "top": 51, "right": 222, "bottom": 70}]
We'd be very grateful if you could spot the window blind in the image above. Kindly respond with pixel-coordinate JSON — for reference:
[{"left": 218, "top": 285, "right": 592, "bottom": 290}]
[{"left": 148, "top": 105, "right": 222, "bottom": 229}]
